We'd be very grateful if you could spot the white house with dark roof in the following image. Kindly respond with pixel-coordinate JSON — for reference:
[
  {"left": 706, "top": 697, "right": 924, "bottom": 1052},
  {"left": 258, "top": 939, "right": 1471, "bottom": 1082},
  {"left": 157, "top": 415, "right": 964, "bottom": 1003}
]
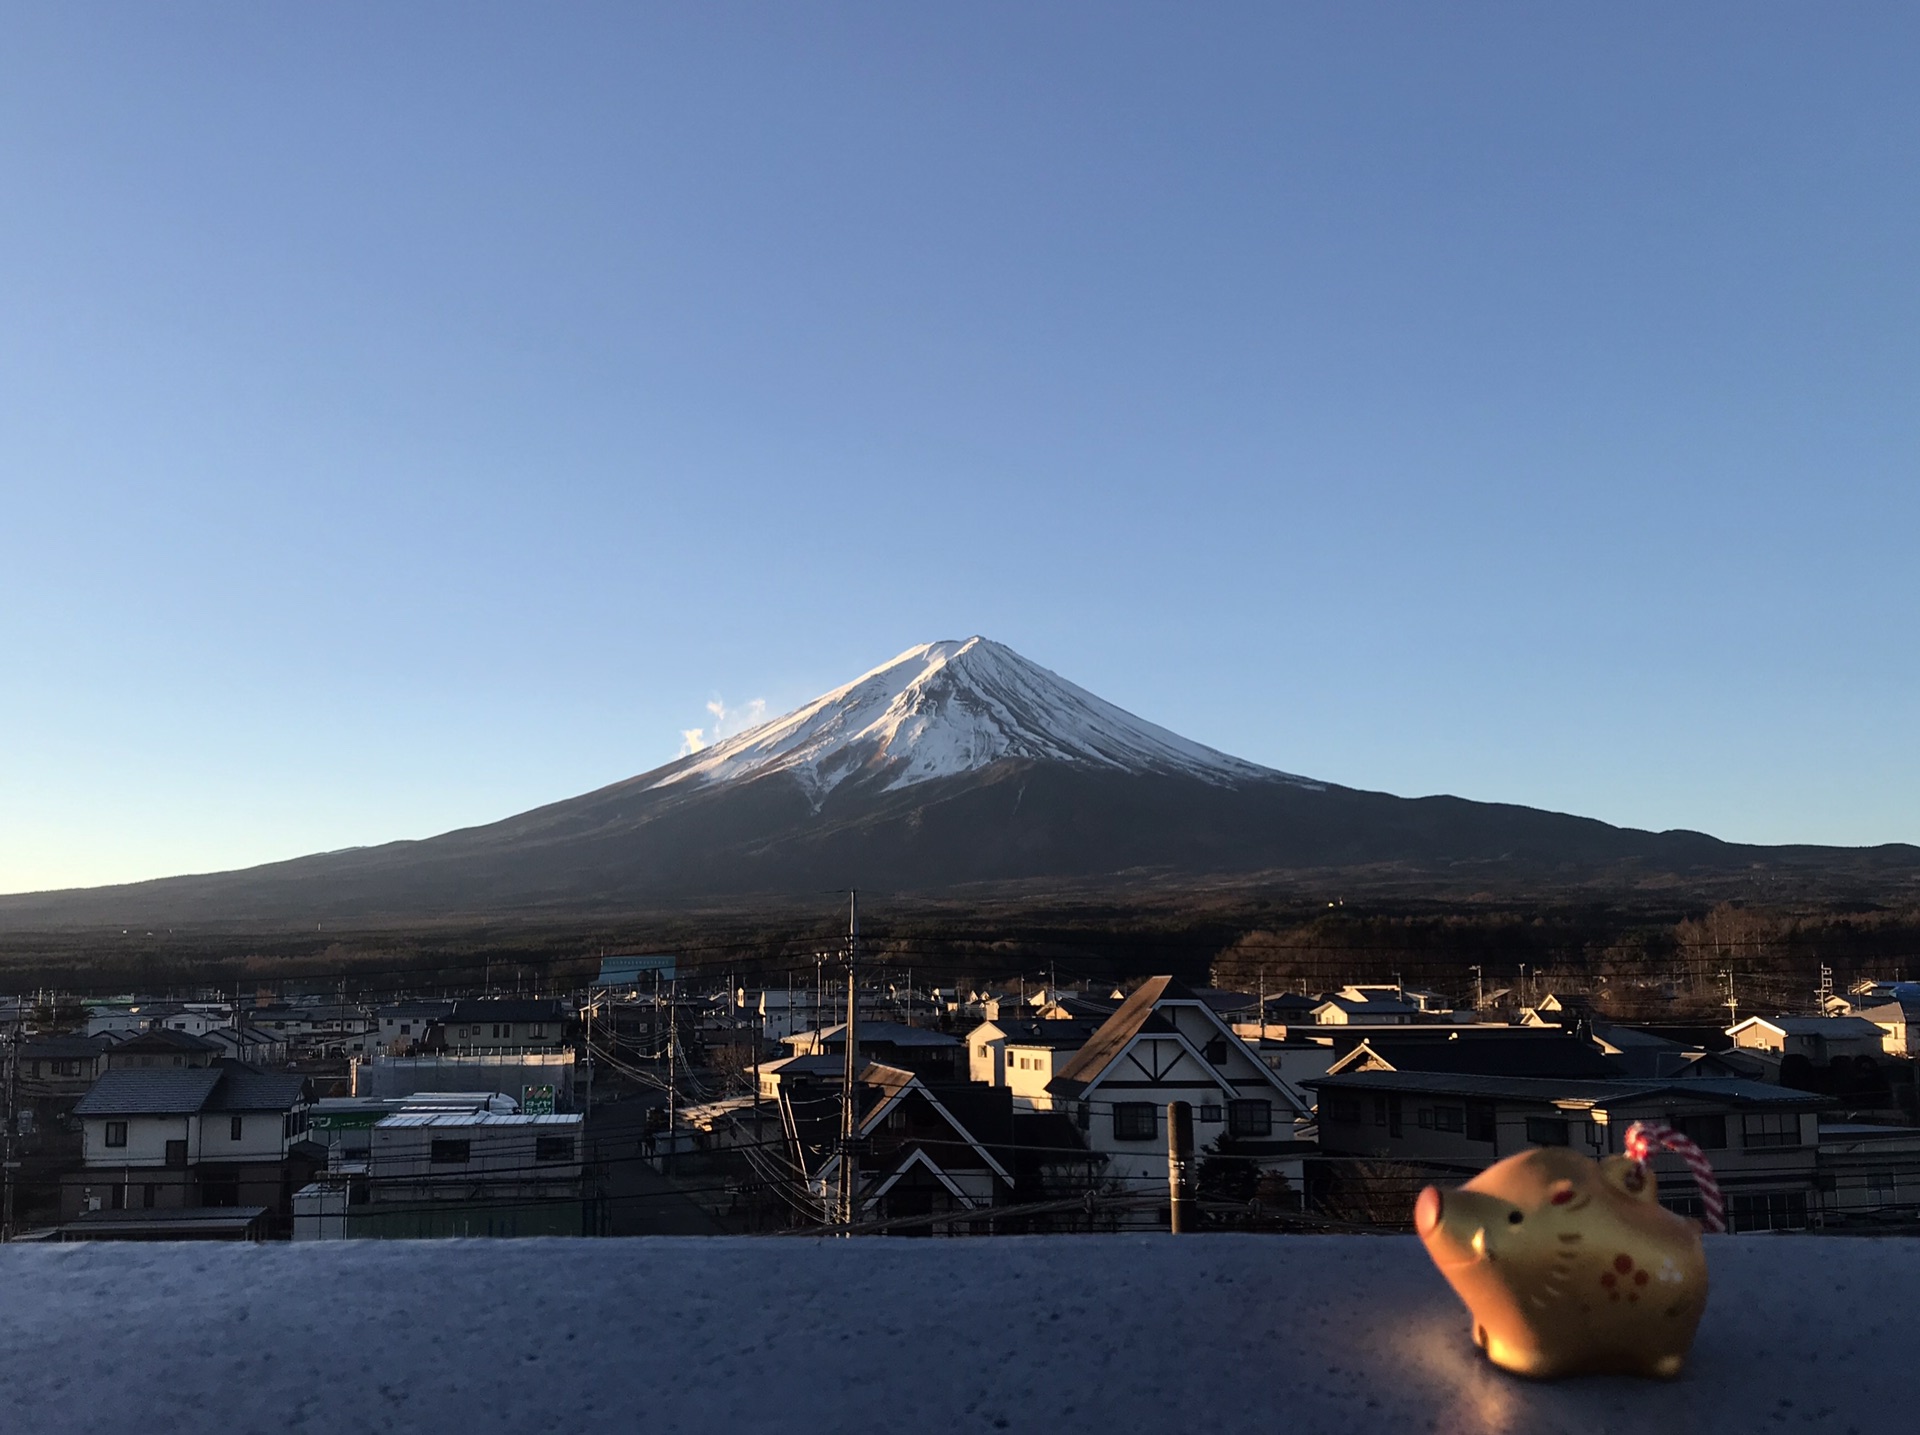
[
  {"left": 1039, "top": 977, "right": 1312, "bottom": 1213},
  {"left": 62, "top": 1061, "right": 317, "bottom": 1233}
]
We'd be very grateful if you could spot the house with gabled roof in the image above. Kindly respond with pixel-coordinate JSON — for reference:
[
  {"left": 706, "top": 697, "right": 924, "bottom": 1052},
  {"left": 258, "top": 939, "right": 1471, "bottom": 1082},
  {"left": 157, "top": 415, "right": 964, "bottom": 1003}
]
[
  {"left": 1040, "top": 977, "right": 1312, "bottom": 1215},
  {"left": 1727, "top": 1016, "right": 1885, "bottom": 1062},
  {"left": 60, "top": 1060, "right": 319, "bottom": 1235},
  {"left": 781, "top": 1063, "right": 1029, "bottom": 1233}
]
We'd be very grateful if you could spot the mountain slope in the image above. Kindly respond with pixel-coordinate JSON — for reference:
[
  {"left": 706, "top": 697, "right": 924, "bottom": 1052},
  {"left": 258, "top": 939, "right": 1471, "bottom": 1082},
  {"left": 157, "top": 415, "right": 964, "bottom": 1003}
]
[{"left": 3, "top": 637, "right": 1917, "bottom": 928}]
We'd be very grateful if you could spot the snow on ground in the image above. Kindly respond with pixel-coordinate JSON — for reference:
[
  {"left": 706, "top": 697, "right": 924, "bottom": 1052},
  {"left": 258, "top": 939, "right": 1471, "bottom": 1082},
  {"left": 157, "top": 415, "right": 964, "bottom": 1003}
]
[
  {"left": 0, "top": 1233, "right": 1905, "bottom": 1434},
  {"left": 655, "top": 637, "right": 1319, "bottom": 802}
]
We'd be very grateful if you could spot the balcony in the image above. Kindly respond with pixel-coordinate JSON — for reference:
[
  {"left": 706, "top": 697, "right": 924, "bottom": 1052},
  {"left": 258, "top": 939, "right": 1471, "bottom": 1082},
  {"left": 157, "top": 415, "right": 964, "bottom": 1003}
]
[{"left": 0, "top": 1233, "right": 1909, "bottom": 1431}]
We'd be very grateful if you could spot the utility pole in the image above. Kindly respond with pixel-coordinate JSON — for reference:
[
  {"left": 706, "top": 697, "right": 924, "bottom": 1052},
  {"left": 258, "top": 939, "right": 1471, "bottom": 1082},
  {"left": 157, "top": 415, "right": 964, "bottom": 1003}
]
[
  {"left": 666, "top": 984, "right": 678, "bottom": 1175},
  {"left": 1719, "top": 969, "right": 1739, "bottom": 1028},
  {"left": 837, "top": 891, "right": 861, "bottom": 1232},
  {"left": 1817, "top": 964, "right": 1834, "bottom": 1014},
  {"left": 3, "top": 1010, "right": 22, "bottom": 1241},
  {"left": 1471, "top": 965, "right": 1483, "bottom": 1013},
  {"left": 1166, "top": 1101, "right": 1195, "bottom": 1234}
]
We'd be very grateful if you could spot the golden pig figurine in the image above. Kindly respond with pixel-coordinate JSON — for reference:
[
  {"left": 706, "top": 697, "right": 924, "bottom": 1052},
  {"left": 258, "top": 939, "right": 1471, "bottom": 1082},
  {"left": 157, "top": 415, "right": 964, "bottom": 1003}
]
[{"left": 1414, "top": 1146, "right": 1708, "bottom": 1379}]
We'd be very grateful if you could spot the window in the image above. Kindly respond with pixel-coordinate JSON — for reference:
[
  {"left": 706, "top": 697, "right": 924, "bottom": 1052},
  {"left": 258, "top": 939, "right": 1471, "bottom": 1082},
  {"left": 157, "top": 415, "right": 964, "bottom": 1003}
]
[
  {"left": 1203, "top": 1037, "right": 1229, "bottom": 1065},
  {"left": 1729, "top": 1191, "right": 1808, "bottom": 1233},
  {"left": 104, "top": 1121, "right": 128, "bottom": 1148},
  {"left": 1199, "top": 1104, "right": 1224, "bottom": 1124},
  {"left": 1417, "top": 1107, "right": 1432, "bottom": 1129},
  {"left": 531, "top": 1024, "right": 546, "bottom": 1038},
  {"left": 1743, "top": 1113, "right": 1803, "bottom": 1150},
  {"left": 142, "top": 1184, "right": 157, "bottom": 1209},
  {"left": 399, "top": 1023, "right": 411, "bottom": 1035},
  {"left": 229, "top": 1116, "right": 244, "bottom": 1141},
  {"left": 1431, "top": 1105, "right": 1465, "bottom": 1134},
  {"left": 1526, "top": 1117, "right": 1570, "bottom": 1147},
  {"left": 1325, "top": 1095, "right": 1361, "bottom": 1125},
  {"left": 1113, "top": 1103, "right": 1157, "bottom": 1141},
  {"left": 430, "top": 1139, "right": 472, "bottom": 1165},
  {"left": 164, "top": 1139, "right": 188, "bottom": 1167},
  {"left": 1388, "top": 1095, "right": 1402, "bottom": 1138},
  {"left": 1372, "top": 1096, "right": 1388, "bottom": 1128},
  {"left": 1671, "top": 1114, "right": 1727, "bottom": 1150},
  {"left": 978, "top": 1045, "right": 990, "bottom": 1058},
  {"left": 535, "top": 1136, "right": 572, "bottom": 1163},
  {"left": 1467, "top": 1102, "right": 1497, "bottom": 1143},
  {"left": 1229, "top": 1100, "right": 1272, "bottom": 1138}
]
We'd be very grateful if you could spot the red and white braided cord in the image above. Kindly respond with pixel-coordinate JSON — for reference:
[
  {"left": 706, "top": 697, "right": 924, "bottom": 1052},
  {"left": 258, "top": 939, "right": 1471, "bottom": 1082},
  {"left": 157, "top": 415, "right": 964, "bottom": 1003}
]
[{"left": 1624, "top": 1120, "right": 1725, "bottom": 1233}]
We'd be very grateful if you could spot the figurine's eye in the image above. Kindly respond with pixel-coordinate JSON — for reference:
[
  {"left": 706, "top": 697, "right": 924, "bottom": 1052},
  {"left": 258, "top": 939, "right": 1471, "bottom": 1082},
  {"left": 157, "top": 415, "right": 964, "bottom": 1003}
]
[{"left": 1507, "top": 1211, "right": 1524, "bottom": 1225}]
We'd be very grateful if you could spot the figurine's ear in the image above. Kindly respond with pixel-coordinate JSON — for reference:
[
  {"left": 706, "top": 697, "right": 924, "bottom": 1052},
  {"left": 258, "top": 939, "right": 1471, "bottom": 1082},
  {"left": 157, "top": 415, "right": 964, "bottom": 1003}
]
[{"left": 1599, "top": 1155, "right": 1657, "bottom": 1203}]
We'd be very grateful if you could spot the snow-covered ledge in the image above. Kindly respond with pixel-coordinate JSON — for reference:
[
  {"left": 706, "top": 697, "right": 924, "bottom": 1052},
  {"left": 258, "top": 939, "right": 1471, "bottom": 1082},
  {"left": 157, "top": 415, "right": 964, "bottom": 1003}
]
[{"left": 0, "top": 1235, "right": 1905, "bottom": 1434}]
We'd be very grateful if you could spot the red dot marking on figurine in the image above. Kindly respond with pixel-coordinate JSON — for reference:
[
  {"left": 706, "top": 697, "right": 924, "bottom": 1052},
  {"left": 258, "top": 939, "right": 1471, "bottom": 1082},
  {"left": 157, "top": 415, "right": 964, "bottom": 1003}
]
[
  {"left": 1614, "top": 1254, "right": 1634, "bottom": 1273},
  {"left": 1634, "top": 1270, "right": 1649, "bottom": 1286},
  {"left": 1550, "top": 1189, "right": 1574, "bottom": 1205},
  {"left": 1600, "top": 1273, "right": 1616, "bottom": 1288}
]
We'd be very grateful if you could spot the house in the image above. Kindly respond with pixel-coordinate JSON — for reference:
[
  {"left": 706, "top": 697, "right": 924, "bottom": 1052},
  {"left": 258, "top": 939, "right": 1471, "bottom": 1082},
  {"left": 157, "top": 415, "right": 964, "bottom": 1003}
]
[
  {"left": 1324, "top": 1030, "right": 1622, "bottom": 1082},
  {"left": 85, "top": 1003, "right": 186, "bottom": 1038},
  {"left": 434, "top": 998, "right": 571, "bottom": 1053},
  {"left": 1337, "top": 984, "right": 1452, "bottom": 1016},
  {"left": 1033, "top": 994, "right": 1120, "bottom": 1022},
  {"left": 1815, "top": 1122, "right": 1920, "bottom": 1227},
  {"left": 101, "top": 1027, "right": 221, "bottom": 1070},
  {"left": 17, "top": 1034, "right": 109, "bottom": 1092},
  {"left": 964, "top": 1017, "right": 1101, "bottom": 1086},
  {"left": 1040, "top": 977, "right": 1312, "bottom": 1220},
  {"left": 372, "top": 1001, "right": 455, "bottom": 1055},
  {"left": 780, "top": 1020, "right": 963, "bottom": 1082},
  {"left": 1727, "top": 1016, "right": 1886, "bottom": 1063},
  {"left": 1848, "top": 1000, "right": 1920, "bottom": 1059},
  {"left": 780, "top": 1063, "right": 1096, "bottom": 1233},
  {"left": 203, "top": 1025, "right": 292, "bottom": 1066},
  {"left": 996, "top": 1021, "right": 1108, "bottom": 1105},
  {"left": 1311, "top": 994, "right": 1417, "bottom": 1026},
  {"left": 1309, "top": 1070, "right": 1827, "bottom": 1232},
  {"left": 294, "top": 1108, "right": 590, "bottom": 1239},
  {"left": 63, "top": 1061, "right": 319, "bottom": 1235}
]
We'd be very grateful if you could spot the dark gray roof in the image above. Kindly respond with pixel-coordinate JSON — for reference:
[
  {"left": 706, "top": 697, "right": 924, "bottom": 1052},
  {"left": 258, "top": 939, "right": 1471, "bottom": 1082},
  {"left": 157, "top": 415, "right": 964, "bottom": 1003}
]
[
  {"left": 21, "top": 1035, "right": 109, "bottom": 1060},
  {"left": 1306, "top": 1070, "right": 1827, "bottom": 1108},
  {"left": 997, "top": 1019, "right": 1101, "bottom": 1050},
  {"left": 75, "top": 1068, "right": 224, "bottom": 1116},
  {"left": 111, "top": 1027, "right": 220, "bottom": 1054},
  {"left": 378, "top": 1001, "right": 455, "bottom": 1019},
  {"left": 1341, "top": 1033, "right": 1620, "bottom": 1080},
  {"left": 447, "top": 998, "right": 568, "bottom": 1024},
  {"left": 210, "top": 1068, "right": 308, "bottom": 1112}
]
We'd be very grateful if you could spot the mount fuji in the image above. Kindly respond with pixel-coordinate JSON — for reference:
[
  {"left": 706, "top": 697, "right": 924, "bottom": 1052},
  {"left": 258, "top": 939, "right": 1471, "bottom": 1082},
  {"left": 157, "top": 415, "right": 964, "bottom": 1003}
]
[{"left": 4, "top": 637, "right": 1916, "bottom": 928}]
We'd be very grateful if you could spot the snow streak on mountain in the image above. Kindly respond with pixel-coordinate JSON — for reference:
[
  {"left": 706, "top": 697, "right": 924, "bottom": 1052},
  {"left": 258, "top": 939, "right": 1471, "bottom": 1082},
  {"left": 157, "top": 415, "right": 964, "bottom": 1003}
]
[{"left": 652, "top": 637, "right": 1315, "bottom": 802}]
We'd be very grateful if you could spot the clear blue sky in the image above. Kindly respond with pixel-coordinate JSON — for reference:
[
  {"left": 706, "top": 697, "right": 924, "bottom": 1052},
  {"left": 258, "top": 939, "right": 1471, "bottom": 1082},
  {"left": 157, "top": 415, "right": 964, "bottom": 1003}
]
[{"left": 4, "top": 5, "right": 1917, "bottom": 894}]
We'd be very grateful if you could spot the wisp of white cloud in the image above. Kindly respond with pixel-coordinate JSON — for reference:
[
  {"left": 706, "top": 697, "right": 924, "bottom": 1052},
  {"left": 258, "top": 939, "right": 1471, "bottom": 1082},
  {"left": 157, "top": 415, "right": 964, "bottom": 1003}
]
[{"left": 677, "top": 695, "right": 767, "bottom": 757}]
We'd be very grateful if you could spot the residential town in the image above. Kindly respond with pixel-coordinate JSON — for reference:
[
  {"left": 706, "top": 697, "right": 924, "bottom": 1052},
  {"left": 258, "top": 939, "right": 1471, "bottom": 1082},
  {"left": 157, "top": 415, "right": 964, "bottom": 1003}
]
[{"left": 5, "top": 959, "right": 1920, "bottom": 1243}]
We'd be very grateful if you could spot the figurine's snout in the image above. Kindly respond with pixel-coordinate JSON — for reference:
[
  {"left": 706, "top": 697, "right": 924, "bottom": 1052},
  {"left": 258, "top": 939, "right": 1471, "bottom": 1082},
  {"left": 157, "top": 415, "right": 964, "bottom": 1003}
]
[{"left": 1415, "top": 1185, "right": 1443, "bottom": 1237}]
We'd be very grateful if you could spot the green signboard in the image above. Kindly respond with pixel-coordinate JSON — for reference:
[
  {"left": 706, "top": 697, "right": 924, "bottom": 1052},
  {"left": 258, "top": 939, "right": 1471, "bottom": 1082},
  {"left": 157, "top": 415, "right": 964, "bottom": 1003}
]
[{"left": 521, "top": 1084, "right": 556, "bottom": 1116}]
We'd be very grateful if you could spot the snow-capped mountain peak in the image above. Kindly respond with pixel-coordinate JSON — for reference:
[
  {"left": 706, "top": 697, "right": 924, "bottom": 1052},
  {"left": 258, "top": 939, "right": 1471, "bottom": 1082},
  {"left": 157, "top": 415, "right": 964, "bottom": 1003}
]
[{"left": 652, "top": 637, "right": 1313, "bottom": 800}]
